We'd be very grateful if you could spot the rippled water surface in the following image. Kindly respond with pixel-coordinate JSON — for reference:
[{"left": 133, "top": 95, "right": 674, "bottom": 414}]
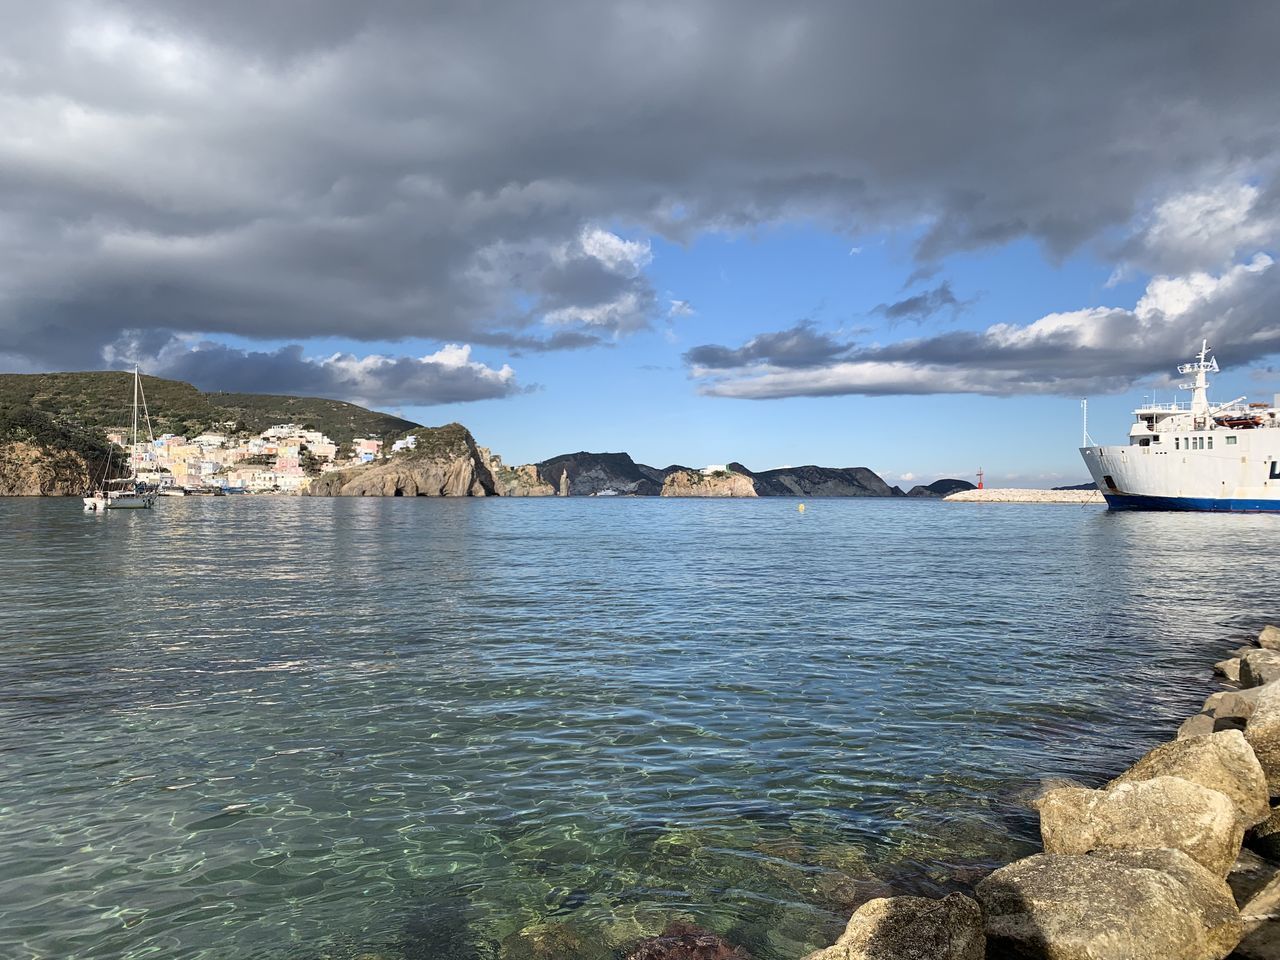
[{"left": 1, "top": 497, "right": 1276, "bottom": 959}]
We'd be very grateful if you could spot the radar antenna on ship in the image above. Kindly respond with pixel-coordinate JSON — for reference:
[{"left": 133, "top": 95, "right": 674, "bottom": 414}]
[{"left": 1177, "top": 339, "right": 1217, "bottom": 420}]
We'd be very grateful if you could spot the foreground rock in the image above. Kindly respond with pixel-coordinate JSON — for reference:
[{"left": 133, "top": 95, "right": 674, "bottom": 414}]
[
  {"left": 943, "top": 488, "right": 1105, "bottom": 504},
  {"left": 976, "top": 848, "right": 1241, "bottom": 959},
  {"left": 661, "top": 469, "right": 758, "bottom": 497},
  {"left": 1242, "top": 650, "right": 1280, "bottom": 688},
  {"left": 1245, "top": 684, "right": 1280, "bottom": 794},
  {"left": 802, "top": 893, "right": 984, "bottom": 960},
  {"left": 1110, "top": 731, "right": 1270, "bottom": 827},
  {"left": 1259, "top": 625, "right": 1280, "bottom": 651},
  {"left": 1039, "top": 776, "right": 1243, "bottom": 876},
  {"left": 307, "top": 423, "right": 496, "bottom": 497}
]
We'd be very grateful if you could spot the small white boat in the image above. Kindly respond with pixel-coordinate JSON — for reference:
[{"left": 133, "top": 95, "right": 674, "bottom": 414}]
[{"left": 84, "top": 366, "right": 159, "bottom": 512}]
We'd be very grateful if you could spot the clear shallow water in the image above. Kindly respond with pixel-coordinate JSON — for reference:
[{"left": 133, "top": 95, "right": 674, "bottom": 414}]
[{"left": 0, "top": 497, "right": 1275, "bottom": 960}]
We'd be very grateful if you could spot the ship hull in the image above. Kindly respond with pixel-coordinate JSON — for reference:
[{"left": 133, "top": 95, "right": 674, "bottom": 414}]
[
  {"left": 1080, "top": 440, "right": 1280, "bottom": 513},
  {"left": 1101, "top": 493, "right": 1280, "bottom": 512}
]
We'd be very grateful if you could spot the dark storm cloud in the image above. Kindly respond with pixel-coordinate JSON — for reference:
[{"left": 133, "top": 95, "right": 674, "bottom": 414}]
[
  {"left": 874, "top": 282, "right": 962, "bottom": 325},
  {"left": 684, "top": 322, "right": 850, "bottom": 370},
  {"left": 2, "top": 0, "right": 1280, "bottom": 383},
  {"left": 140, "top": 341, "right": 525, "bottom": 407}
]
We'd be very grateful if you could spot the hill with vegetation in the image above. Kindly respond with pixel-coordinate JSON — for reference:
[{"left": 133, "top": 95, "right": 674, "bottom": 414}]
[{"left": 0, "top": 372, "right": 419, "bottom": 446}]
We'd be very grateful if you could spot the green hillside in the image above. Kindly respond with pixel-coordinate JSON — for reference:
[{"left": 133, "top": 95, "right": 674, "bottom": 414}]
[{"left": 0, "top": 372, "right": 420, "bottom": 445}]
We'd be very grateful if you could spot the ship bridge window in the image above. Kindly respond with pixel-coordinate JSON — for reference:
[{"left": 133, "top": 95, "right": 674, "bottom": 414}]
[
  {"left": 1207, "top": 436, "right": 1213, "bottom": 450},
  {"left": 1227, "top": 436, "right": 1238, "bottom": 446}
]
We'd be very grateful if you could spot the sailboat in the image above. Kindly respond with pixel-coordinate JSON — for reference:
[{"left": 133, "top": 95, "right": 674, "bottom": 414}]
[{"left": 83, "top": 366, "right": 159, "bottom": 511}]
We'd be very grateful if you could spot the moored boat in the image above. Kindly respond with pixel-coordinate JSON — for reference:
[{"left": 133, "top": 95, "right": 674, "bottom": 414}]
[
  {"left": 1080, "top": 342, "right": 1280, "bottom": 512},
  {"left": 83, "top": 366, "right": 159, "bottom": 512}
]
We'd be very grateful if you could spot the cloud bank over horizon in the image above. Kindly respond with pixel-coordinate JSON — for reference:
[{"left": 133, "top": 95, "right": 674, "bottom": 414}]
[{"left": 2, "top": 1, "right": 1279, "bottom": 406}]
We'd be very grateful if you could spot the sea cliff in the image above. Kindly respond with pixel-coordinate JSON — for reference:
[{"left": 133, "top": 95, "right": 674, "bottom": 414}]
[
  {"left": 0, "top": 441, "right": 98, "bottom": 496},
  {"left": 0, "top": 404, "right": 117, "bottom": 495},
  {"left": 306, "top": 423, "right": 496, "bottom": 497},
  {"left": 660, "top": 468, "right": 758, "bottom": 497}
]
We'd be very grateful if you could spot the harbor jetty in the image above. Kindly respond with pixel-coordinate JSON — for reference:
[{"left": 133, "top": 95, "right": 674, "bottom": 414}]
[
  {"left": 944, "top": 487, "right": 1104, "bottom": 504},
  {"left": 796, "top": 624, "right": 1280, "bottom": 960}
]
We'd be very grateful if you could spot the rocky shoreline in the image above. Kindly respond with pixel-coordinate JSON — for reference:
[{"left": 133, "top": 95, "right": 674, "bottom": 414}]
[{"left": 794, "top": 624, "right": 1280, "bottom": 960}]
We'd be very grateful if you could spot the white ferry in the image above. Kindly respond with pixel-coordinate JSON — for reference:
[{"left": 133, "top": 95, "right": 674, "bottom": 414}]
[{"left": 1080, "top": 342, "right": 1280, "bottom": 512}]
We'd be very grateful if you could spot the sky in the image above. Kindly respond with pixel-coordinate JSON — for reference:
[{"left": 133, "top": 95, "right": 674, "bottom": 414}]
[{"left": 4, "top": 1, "right": 1280, "bottom": 486}]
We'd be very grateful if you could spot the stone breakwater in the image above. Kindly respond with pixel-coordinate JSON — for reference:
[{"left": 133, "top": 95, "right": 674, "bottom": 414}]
[
  {"left": 944, "top": 487, "right": 1104, "bottom": 504},
  {"left": 793, "top": 623, "right": 1280, "bottom": 960}
]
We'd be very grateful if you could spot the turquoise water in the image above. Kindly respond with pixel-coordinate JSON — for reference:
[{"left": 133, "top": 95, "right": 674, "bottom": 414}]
[{"left": 0, "top": 497, "right": 1273, "bottom": 959}]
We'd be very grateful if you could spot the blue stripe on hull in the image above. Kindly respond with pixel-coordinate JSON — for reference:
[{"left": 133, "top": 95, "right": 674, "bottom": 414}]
[{"left": 1103, "top": 493, "right": 1280, "bottom": 513}]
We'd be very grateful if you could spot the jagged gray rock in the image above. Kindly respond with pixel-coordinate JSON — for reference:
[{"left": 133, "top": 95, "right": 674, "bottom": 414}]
[
  {"left": 1039, "top": 777, "right": 1244, "bottom": 876},
  {"left": 1110, "top": 731, "right": 1271, "bottom": 828},
  {"left": 976, "top": 849, "right": 1242, "bottom": 960},
  {"left": 802, "top": 893, "right": 984, "bottom": 960}
]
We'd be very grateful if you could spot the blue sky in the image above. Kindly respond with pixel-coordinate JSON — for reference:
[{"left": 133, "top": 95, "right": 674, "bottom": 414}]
[
  {"left": 203, "top": 225, "right": 1267, "bottom": 487},
  {"left": 5, "top": 3, "right": 1280, "bottom": 487}
]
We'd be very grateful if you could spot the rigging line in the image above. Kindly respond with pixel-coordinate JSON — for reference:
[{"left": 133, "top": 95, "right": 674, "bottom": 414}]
[{"left": 137, "top": 372, "right": 157, "bottom": 444}]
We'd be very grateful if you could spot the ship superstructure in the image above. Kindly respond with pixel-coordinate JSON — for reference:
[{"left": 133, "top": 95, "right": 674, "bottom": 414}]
[{"left": 1080, "top": 341, "right": 1280, "bottom": 511}]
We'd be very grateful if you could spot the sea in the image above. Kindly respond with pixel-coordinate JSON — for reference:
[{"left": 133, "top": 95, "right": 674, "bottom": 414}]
[{"left": 1, "top": 496, "right": 1274, "bottom": 960}]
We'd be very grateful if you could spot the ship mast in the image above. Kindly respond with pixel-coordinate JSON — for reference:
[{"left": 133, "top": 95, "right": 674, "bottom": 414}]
[{"left": 1177, "top": 339, "right": 1218, "bottom": 420}]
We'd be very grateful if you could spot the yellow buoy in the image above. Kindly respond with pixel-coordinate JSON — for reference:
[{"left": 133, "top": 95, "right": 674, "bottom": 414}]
[{"left": 797, "top": 503, "right": 806, "bottom": 513}]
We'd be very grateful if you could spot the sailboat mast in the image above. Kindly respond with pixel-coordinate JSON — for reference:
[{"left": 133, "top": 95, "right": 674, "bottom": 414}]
[{"left": 131, "top": 365, "right": 139, "bottom": 478}]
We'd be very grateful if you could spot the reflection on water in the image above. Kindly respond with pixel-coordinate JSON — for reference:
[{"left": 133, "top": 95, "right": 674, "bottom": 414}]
[{"left": 0, "top": 497, "right": 1274, "bottom": 959}]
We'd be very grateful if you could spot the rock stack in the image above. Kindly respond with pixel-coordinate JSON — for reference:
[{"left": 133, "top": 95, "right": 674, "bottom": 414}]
[{"left": 802, "top": 623, "right": 1280, "bottom": 960}]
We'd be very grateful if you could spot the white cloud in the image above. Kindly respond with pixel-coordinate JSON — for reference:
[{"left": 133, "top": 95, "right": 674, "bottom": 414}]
[
  {"left": 577, "top": 227, "right": 652, "bottom": 276},
  {"left": 693, "top": 253, "right": 1280, "bottom": 398},
  {"left": 667, "top": 298, "right": 695, "bottom": 318}
]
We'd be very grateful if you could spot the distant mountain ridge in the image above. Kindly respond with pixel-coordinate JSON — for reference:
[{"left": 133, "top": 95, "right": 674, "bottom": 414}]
[
  {"left": 0, "top": 372, "right": 419, "bottom": 446},
  {"left": 530, "top": 451, "right": 972, "bottom": 499}
]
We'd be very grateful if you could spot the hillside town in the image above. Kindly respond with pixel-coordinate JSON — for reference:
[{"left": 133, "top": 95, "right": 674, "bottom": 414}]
[{"left": 106, "top": 423, "right": 403, "bottom": 494}]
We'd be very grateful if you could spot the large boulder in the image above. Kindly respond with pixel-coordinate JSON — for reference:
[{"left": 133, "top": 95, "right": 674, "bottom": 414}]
[
  {"left": 976, "top": 848, "right": 1242, "bottom": 960},
  {"left": 802, "top": 893, "right": 984, "bottom": 960},
  {"left": 1217, "top": 658, "right": 1244, "bottom": 684},
  {"left": 1110, "top": 731, "right": 1271, "bottom": 827},
  {"left": 1245, "top": 684, "right": 1280, "bottom": 794},
  {"left": 1039, "top": 777, "right": 1244, "bottom": 876},
  {"left": 1241, "top": 649, "right": 1280, "bottom": 688},
  {"left": 1259, "top": 625, "right": 1280, "bottom": 651}
]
